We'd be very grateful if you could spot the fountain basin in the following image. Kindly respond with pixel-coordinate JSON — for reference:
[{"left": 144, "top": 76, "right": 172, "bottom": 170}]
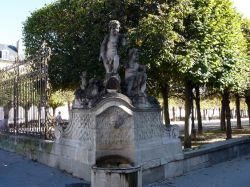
[{"left": 91, "top": 155, "right": 142, "bottom": 187}]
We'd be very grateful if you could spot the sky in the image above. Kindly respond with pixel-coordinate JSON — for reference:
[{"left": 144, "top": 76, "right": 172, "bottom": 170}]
[
  {"left": 0, "top": 0, "right": 55, "bottom": 46},
  {"left": 231, "top": 0, "right": 250, "bottom": 18},
  {"left": 0, "top": 0, "right": 249, "bottom": 46}
]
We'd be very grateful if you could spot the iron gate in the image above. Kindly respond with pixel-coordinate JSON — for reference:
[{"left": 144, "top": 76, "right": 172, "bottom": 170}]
[{"left": 0, "top": 46, "right": 53, "bottom": 139}]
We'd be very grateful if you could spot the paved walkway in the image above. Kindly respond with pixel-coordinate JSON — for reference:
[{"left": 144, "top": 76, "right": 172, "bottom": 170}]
[
  {"left": 0, "top": 149, "right": 89, "bottom": 187},
  {"left": 1, "top": 147, "right": 250, "bottom": 187},
  {"left": 174, "top": 118, "right": 249, "bottom": 132},
  {"left": 147, "top": 154, "right": 250, "bottom": 187}
]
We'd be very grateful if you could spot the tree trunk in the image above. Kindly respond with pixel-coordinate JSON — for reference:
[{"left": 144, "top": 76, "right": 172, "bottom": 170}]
[
  {"left": 24, "top": 106, "right": 29, "bottom": 127},
  {"left": 161, "top": 83, "right": 170, "bottom": 125},
  {"left": 195, "top": 86, "right": 202, "bottom": 133},
  {"left": 230, "top": 109, "right": 234, "bottom": 119},
  {"left": 223, "top": 89, "right": 232, "bottom": 139},
  {"left": 3, "top": 105, "right": 10, "bottom": 129},
  {"left": 67, "top": 101, "right": 71, "bottom": 115},
  {"left": 220, "top": 97, "right": 226, "bottom": 131},
  {"left": 235, "top": 93, "right": 242, "bottom": 129},
  {"left": 3, "top": 105, "right": 9, "bottom": 120},
  {"left": 205, "top": 109, "right": 208, "bottom": 120},
  {"left": 191, "top": 98, "right": 196, "bottom": 137},
  {"left": 179, "top": 107, "right": 182, "bottom": 120},
  {"left": 53, "top": 108, "right": 56, "bottom": 116},
  {"left": 246, "top": 96, "right": 250, "bottom": 126},
  {"left": 172, "top": 107, "right": 176, "bottom": 121},
  {"left": 184, "top": 81, "right": 193, "bottom": 148}
]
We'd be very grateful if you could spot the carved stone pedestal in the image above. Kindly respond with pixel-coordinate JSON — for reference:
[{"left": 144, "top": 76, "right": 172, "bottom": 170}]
[{"left": 55, "top": 93, "right": 183, "bottom": 184}]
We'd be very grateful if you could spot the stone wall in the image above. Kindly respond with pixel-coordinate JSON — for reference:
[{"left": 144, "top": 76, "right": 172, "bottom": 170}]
[
  {"left": 0, "top": 133, "right": 92, "bottom": 180},
  {"left": 163, "top": 136, "right": 250, "bottom": 179}
]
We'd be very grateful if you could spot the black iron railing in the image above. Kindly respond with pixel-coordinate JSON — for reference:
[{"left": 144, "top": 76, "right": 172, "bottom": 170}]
[{"left": 0, "top": 46, "right": 55, "bottom": 139}]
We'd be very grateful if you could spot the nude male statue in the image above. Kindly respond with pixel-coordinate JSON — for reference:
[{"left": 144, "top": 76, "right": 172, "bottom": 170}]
[{"left": 99, "top": 20, "right": 126, "bottom": 76}]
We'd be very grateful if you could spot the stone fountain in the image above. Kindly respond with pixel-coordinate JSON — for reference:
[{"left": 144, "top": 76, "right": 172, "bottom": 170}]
[{"left": 54, "top": 20, "right": 183, "bottom": 187}]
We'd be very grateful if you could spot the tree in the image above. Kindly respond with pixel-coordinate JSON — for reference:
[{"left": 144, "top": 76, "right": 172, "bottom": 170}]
[
  {"left": 48, "top": 90, "right": 65, "bottom": 116},
  {"left": 242, "top": 18, "right": 250, "bottom": 125},
  {"left": 246, "top": 91, "right": 250, "bottom": 125},
  {"left": 235, "top": 93, "right": 242, "bottom": 129},
  {"left": 0, "top": 70, "right": 15, "bottom": 122},
  {"left": 194, "top": 86, "right": 202, "bottom": 133},
  {"left": 205, "top": 0, "right": 249, "bottom": 139},
  {"left": 23, "top": 1, "right": 105, "bottom": 90},
  {"left": 135, "top": 0, "right": 192, "bottom": 124},
  {"left": 23, "top": 0, "right": 157, "bottom": 90},
  {"left": 179, "top": 0, "right": 248, "bottom": 145},
  {"left": 62, "top": 90, "right": 74, "bottom": 113}
]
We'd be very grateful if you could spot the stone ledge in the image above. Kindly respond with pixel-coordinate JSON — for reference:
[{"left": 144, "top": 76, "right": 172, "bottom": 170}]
[{"left": 184, "top": 136, "right": 250, "bottom": 159}]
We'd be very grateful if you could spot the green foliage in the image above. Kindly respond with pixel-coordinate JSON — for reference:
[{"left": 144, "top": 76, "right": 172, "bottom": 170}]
[
  {"left": 48, "top": 90, "right": 65, "bottom": 110},
  {"left": 47, "top": 89, "right": 74, "bottom": 113},
  {"left": 197, "top": 0, "right": 249, "bottom": 93},
  {"left": 242, "top": 18, "right": 250, "bottom": 57},
  {"left": 23, "top": 0, "right": 249, "bottom": 104},
  {"left": 62, "top": 90, "right": 74, "bottom": 104},
  {"left": 242, "top": 18, "right": 250, "bottom": 97},
  {"left": 23, "top": 0, "right": 157, "bottom": 90},
  {"left": 200, "top": 96, "right": 221, "bottom": 110},
  {"left": 134, "top": 1, "right": 192, "bottom": 94},
  {"left": 23, "top": 1, "right": 103, "bottom": 90},
  {"left": 169, "top": 97, "right": 185, "bottom": 107}
]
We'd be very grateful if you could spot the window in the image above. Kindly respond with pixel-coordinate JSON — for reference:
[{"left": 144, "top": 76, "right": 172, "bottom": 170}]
[
  {"left": 1, "top": 50, "right": 9, "bottom": 60},
  {"left": 0, "top": 51, "right": 2, "bottom": 59}
]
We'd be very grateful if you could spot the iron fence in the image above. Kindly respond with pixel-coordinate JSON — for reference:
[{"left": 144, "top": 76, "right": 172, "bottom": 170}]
[{"left": 0, "top": 46, "right": 55, "bottom": 139}]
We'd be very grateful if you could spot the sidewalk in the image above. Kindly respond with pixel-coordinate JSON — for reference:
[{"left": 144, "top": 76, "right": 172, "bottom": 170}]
[
  {"left": 0, "top": 149, "right": 89, "bottom": 187},
  {"left": 1, "top": 148, "right": 250, "bottom": 187},
  {"left": 147, "top": 154, "right": 250, "bottom": 187}
]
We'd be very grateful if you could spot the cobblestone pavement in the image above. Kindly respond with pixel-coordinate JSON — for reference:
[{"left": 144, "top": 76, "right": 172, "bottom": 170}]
[
  {"left": 0, "top": 149, "right": 89, "bottom": 187},
  {"left": 146, "top": 154, "right": 250, "bottom": 187}
]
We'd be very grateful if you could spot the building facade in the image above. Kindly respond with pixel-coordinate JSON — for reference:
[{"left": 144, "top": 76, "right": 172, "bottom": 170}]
[{"left": 0, "top": 43, "right": 18, "bottom": 69}]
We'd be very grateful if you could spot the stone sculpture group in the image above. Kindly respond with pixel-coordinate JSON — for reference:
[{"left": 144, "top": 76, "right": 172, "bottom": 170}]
[
  {"left": 56, "top": 20, "right": 182, "bottom": 186},
  {"left": 73, "top": 20, "right": 159, "bottom": 109}
]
